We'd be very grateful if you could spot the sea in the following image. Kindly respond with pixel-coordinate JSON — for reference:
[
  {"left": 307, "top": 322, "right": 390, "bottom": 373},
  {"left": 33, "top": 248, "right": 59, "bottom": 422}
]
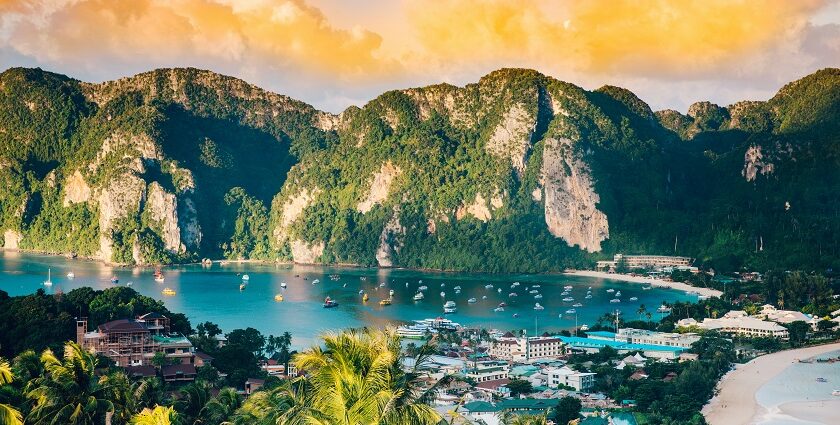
[
  {"left": 755, "top": 349, "right": 840, "bottom": 425},
  {"left": 0, "top": 251, "right": 696, "bottom": 348}
]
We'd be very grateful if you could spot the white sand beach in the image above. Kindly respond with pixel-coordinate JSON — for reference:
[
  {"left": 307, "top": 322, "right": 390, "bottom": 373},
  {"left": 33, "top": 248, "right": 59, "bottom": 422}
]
[
  {"left": 703, "top": 342, "right": 840, "bottom": 425},
  {"left": 565, "top": 270, "right": 723, "bottom": 298}
]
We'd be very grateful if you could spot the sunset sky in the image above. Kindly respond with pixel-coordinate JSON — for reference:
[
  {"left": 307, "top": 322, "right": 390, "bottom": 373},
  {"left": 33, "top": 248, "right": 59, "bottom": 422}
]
[{"left": 1, "top": 0, "right": 839, "bottom": 113}]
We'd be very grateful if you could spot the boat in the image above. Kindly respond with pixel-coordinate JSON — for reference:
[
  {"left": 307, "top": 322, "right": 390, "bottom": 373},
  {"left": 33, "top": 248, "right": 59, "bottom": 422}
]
[
  {"left": 359, "top": 289, "right": 364, "bottom": 294},
  {"left": 444, "top": 301, "right": 457, "bottom": 308},
  {"left": 162, "top": 288, "right": 176, "bottom": 296},
  {"left": 413, "top": 292, "right": 425, "bottom": 301},
  {"left": 110, "top": 276, "right": 119, "bottom": 284},
  {"left": 606, "top": 288, "right": 615, "bottom": 293},
  {"left": 532, "top": 285, "right": 541, "bottom": 288},
  {"left": 363, "top": 294, "right": 369, "bottom": 302},
  {"left": 418, "top": 285, "right": 428, "bottom": 291},
  {"left": 454, "top": 286, "right": 461, "bottom": 290},
  {"left": 832, "top": 389, "right": 840, "bottom": 396},
  {"left": 585, "top": 294, "right": 593, "bottom": 299},
  {"left": 239, "top": 283, "right": 247, "bottom": 291},
  {"left": 43, "top": 269, "right": 53, "bottom": 286},
  {"left": 66, "top": 271, "right": 75, "bottom": 279},
  {"left": 616, "top": 291, "right": 622, "bottom": 297},
  {"left": 533, "top": 303, "right": 545, "bottom": 311},
  {"left": 126, "top": 282, "right": 132, "bottom": 286},
  {"left": 485, "top": 284, "right": 494, "bottom": 289},
  {"left": 380, "top": 282, "right": 386, "bottom": 287},
  {"left": 444, "top": 306, "right": 457, "bottom": 314},
  {"left": 467, "top": 297, "right": 477, "bottom": 303},
  {"left": 494, "top": 307, "right": 505, "bottom": 312},
  {"left": 610, "top": 298, "right": 621, "bottom": 303},
  {"left": 242, "top": 274, "right": 250, "bottom": 281},
  {"left": 323, "top": 297, "right": 339, "bottom": 308},
  {"left": 562, "top": 297, "right": 574, "bottom": 302},
  {"left": 566, "top": 309, "right": 577, "bottom": 314},
  {"left": 389, "top": 289, "right": 395, "bottom": 296},
  {"left": 441, "top": 283, "right": 445, "bottom": 287},
  {"left": 481, "top": 295, "right": 487, "bottom": 300},
  {"left": 274, "top": 294, "right": 284, "bottom": 302},
  {"left": 534, "top": 294, "right": 543, "bottom": 299},
  {"left": 497, "top": 288, "right": 502, "bottom": 293},
  {"left": 580, "top": 324, "right": 590, "bottom": 331},
  {"left": 498, "top": 302, "right": 507, "bottom": 307},
  {"left": 379, "top": 298, "right": 392, "bottom": 306},
  {"left": 440, "top": 291, "right": 446, "bottom": 297},
  {"left": 657, "top": 305, "right": 672, "bottom": 313},
  {"left": 564, "top": 285, "right": 573, "bottom": 290},
  {"left": 573, "top": 303, "right": 583, "bottom": 307},
  {"left": 406, "top": 282, "right": 409, "bottom": 287},
  {"left": 561, "top": 291, "right": 570, "bottom": 296},
  {"left": 154, "top": 274, "right": 165, "bottom": 283},
  {"left": 395, "top": 326, "right": 427, "bottom": 339},
  {"left": 281, "top": 282, "right": 287, "bottom": 288},
  {"left": 529, "top": 289, "right": 539, "bottom": 294},
  {"left": 509, "top": 293, "right": 518, "bottom": 297},
  {"left": 513, "top": 313, "right": 520, "bottom": 318},
  {"left": 587, "top": 286, "right": 592, "bottom": 290},
  {"left": 643, "top": 285, "right": 652, "bottom": 290},
  {"left": 629, "top": 297, "right": 639, "bottom": 301}
]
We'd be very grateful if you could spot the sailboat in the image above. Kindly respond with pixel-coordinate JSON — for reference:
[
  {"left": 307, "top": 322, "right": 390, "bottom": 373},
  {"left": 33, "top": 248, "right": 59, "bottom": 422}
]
[{"left": 43, "top": 269, "right": 53, "bottom": 286}]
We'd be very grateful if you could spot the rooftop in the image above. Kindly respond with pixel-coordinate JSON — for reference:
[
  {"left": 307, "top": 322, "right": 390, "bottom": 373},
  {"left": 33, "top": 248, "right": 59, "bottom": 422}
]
[{"left": 559, "top": 336, "right": 686, "bottom": 353}]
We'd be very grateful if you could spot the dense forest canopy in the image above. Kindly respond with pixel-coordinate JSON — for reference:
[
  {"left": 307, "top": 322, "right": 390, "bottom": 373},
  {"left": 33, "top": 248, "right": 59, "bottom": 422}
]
[{"left": 0, "top": 66, "right": 836, "bottom": 273}]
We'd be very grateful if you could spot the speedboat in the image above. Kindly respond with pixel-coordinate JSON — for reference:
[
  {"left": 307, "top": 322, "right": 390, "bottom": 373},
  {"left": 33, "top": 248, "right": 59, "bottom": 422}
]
[
  {"left": 323, "top": 297, "right": 339, "bottom": 308},
  {"left": 440, "top": 292, "right": 446, "bottom": 297},
  {"left": 529, "top": 289, "right": 539, "bottom": 294},
  {"left": 587, "top": 286, "right": 592, "bottom": 290},
  {"left": 406, "top": 282, "right": 409, "bottom": 287},
  {"left": 564, "top": 285, "right": 573, "bottom": 290},
  {"left": 566, "top": 308, "right": 576, "bottom": 314},
  {"left": 444, "top": 306, "right": 457, "bottom": 314},
  {"left": 532, "top": 285, "right": 541, "bottom": 288},
  {"left": 242, "top": 274, "right": 250, "bottom": 281},
  {"left": 606, "top": 288, "right": 615, "bottom": 293},
  {"left": 497, "top": 288, "right": 502, "bottom": 293},
  {"left": 379, "top": 282, "right": 386, "bottom": 287},
  {"left": 413, "top": 292, "right": 425, "bottom": 301},
  {"left": 615, "top": 291, "right": 622, "bottom": 297},
  {"left": 585, "top": 294, "right": 593, "bottom": 299},
  {"left": 274, "top": 294, "right": 284, "bottom": 302},
  {"left": 485, "top": 284, "right": 494, "bottom": 289},
  {"left": 816, "top": 377, "right": 828, "bottom": 383},
  {"left": 441, "top": 283, "right": 446, "bottom": 287},
  {"left": 110, "top": 276, "right": 119, "bottom": 284},
  {"left": 239, "top": 283, "right": 247, "bottom": 291},
  {"left": 494, "top": 307, "right": 505, "bottom": 312},
  {"left": 482, "top": 295, "right": 487, "bottom": 300},
  {"left": 44, "top": 269, "right": 53, "bottom": 286},
  {"left": 534, "top": 294, "right": 543, "bottom": 299},
  {"left": 162, "top": 288, "right": 176, "bottom": 296},
  {"left": 313, "top": 279, "right": 320, "bottom": 284},
  {"left": 509, "top": 293, "right": 518, "bottom": 297},
  {"left": 389, "top": 289, "right": 395, "bottom": 296},
  {"left": 498, "top": 302, "right": 507, "bottom": 307},
  {"left": 66, "top": 271, "right": 75, "bottom": 279},
  {"left": 629, "top": 297, "right": 638, "bottom": 301},
  {"left": 533, "top": 303, "right": 545, "bottom": 311},
  {"left": 455, "top": 289, "right": 461, "bottom": 295},
  {"left": 363, "top": 294, "right": 369, "bottom": 302},
  {"left": 561, "top": 291, "right": 570, "bottom": 296},
  {"left": 444, "top": 301, "right": 457, "bottom": 308},
  {"left": 580, "top": 324, "right": 590, "bottom": 331},
  {"left": 610, "top": 298, "right": 621, "bottom": 303},
  {"left": 513, "top": 313, "right": 519, "bottom": 318},
  {"left": 512, "top": 282, "right": 520, "bottom": 287},
  {"left": 657, "top": 305, "right": 672, "bottom": 313},
  {"left": 643, "top": 285, "right": 652, "bottom": 290},
  {"left": 573, "top": 303, "right": 583, "bottom": 307},
  {"left": 379, "top": 298, "right": 392, "bottom": 306},
  {"left": 468, "top": 298, "right": 477, "bottom": 303},
  {"left": 562, "top": 297, "right": 574, "bottom": 302},
  {"left": 454, "top": 286, "right": 461, "bottom": 290},
  {"left": 359, "top": 289, "right": 364, "bottom": 294},
  {"left": 281, "top": 282, "right": 287, "bottom": 288},
  {"left": 418, "top": 285, "right": 428, "bottom": 291}
]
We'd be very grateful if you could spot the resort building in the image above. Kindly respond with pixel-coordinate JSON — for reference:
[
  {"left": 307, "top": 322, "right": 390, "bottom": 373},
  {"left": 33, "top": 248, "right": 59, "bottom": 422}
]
[
  {"left": 613, "top": 328, "right": 701, "bottom": 348},
  {"left": 596, "top": 254, "right": 694, "bottom": 271},
  {"left": 757, "top": 304, "right": 812, "bottom": 324},
  {"left": 76, "top": 313, "right": 202, "bottom": 380},
  {"left": 559, "top": 332, "right": 687, "bottom": 360},
  {"left": 694, "top": 311, "right": 789, "bottom": 339},
  {"left": 489, "top": 332, "right": 565, "bottom": 361},
  {"left": 464, "top": 361, "right": 510, "bottom": 383},
  {"left": 545, "top": 366, "right": 597, "bottom": 391}
]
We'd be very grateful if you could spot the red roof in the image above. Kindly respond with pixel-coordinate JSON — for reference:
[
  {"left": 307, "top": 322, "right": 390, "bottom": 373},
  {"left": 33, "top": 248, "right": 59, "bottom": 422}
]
[
  {"left": 475, "top": 378, "right": 511, "bottom": 390},
  {"left": 502, "top": 332, "right": 515, "bottom": 338}
]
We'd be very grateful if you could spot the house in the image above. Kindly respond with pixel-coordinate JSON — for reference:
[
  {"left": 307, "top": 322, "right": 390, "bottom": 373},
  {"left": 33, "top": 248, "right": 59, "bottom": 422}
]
[
  {"left": 475, "top": 378, "right": 511, "bottom": 396},
  {"left": 697, "top": 311, "right": 789, "bottom": 339},
  {"left": 464, "top": 361, "right": 509, "bottom": 383},
  {"left": 545, "top": 366, "right": 596, "bottom": 391},
  {"left": 161, "top": 364, "right": 197, "bottom": 383},
  {"left": 628, "top": 370, "right": 648, "bottom": 381},
  {"left": 461, "top": 401, "right": 499, "bottom": 425},
  {"left": 245, "top": 378, "right": 265, "bottom": 395},
  {"left": 496, "top": 398, "right": 559, "bottom": 415},
  {"left": 260, "top": 359, "right": 298, "bottom": 378},
  {"left": 490, "top": 332, "right": 564, "bottom": 361}
]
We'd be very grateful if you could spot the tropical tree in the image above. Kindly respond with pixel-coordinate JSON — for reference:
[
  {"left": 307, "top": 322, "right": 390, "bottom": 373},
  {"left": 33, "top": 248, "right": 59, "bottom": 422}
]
[
  {"left": 499, "top": 412, "right": 548, "bottom": 425},
  {"left": 0, "top": 358, "right": 23, "bottom": 425},
  {"left": 230, "top": 379, "right": 315, "bottom": 425},
  {"left": 26, "top": 342, "right": 117, "bottom": 425},
  {"left": 198, "top": 387, "right": 241, "bottom": 424},
  {"left": 132, "top": 378, "right": 165, "bottom": 413},
  {"left": 173, "top": 381, "right": 211, "bottom": 424},
  {"left": 131, "top": 405, "right": 179, "bottom": 425}
]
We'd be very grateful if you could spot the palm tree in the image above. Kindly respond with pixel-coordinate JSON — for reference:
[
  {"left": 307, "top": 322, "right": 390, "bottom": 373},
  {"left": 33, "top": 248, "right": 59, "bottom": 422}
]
[
  {"left": 636, "top": 304, "right": 647, "bottom": 321},
  {"left": 173, "top": 381, "right": 210, "bottom": 424},
  {"left": 132, "top": 378, "right": 165, "bottom": 413},
  {"left": 234, "top": 328, "right": 444, "bottom": 425},
  {"left": 100, "top": 371, "right": 134, "bottom": 424},
  {"left": 131, "top": 406, "right": 179, "bottom": 425},
  {"left": 198, "top": 388, "right": 241, "bottom": 424},
  {"left": 499, "top": 412, "right": 548, "bottom": 425},
  {"left": 26, "top": 342, "right": 117, "bottom": 425},
  {"left": 0, "top": 358, "right": 23, "bottom": 425}
]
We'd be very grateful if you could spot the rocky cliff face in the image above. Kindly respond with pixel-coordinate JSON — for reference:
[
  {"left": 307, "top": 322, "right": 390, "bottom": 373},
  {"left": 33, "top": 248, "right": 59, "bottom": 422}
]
[{"left": 0, "top": 66, "right": 836, "bottom": 272}]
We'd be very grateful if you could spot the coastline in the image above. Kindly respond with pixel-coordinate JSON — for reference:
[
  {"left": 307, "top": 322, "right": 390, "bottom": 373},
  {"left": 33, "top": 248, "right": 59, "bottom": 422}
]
[
  {"left": 564, "top": 270, "right": 723, "bottom": 298},
  {"left": 702, "top": 342, "right": 840, "bottom": 425}
]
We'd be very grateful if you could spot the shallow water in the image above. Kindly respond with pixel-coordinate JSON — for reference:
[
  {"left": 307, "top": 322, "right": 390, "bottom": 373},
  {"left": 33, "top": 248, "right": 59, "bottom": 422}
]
[
  {"left": 0, "top": 251, "right": 695, "bottom": 347},
  {"left": 755, "top": 350, "right": 840, "bottom": 425}
]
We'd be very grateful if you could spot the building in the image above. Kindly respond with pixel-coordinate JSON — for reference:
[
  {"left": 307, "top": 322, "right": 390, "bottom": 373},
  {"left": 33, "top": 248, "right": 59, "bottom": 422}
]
[
  {"left": 245, "top": 378, "right": 265, "bottom": 395},
  {"left": 260, "top": 359, "right": 298, "bottom": 378},
  {"left": 596, "top": 254, "right": 694, "bottom": 271},
  {"left": 465, "top": 361, "right": 509, "bottom": 383},
  {"left": 545, "top": 366, "right": 596, "bottom": 391},
  {"left": 757, "top": 304, "right": 812, "bottom": 324},
  {"left": 614, "top": 328, "right": 701, "bottom": 348},
  {"left": 490, "top": 332, "right": 565, "bottom": 361},
  {"left": 77, "top": 313, "right": 201, "bottom": 380},
  {"left": 559, "top": 333, "right": 687, "bottom": 360},
  {"left": 696, "top": 311, "right": 789, "bottom": 339}
]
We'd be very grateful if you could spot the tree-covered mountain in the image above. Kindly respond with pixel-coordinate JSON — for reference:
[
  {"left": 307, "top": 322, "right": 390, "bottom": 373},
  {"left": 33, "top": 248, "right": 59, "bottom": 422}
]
[{"left": 0, "top": 66, "right": 836, "bottom": 272}]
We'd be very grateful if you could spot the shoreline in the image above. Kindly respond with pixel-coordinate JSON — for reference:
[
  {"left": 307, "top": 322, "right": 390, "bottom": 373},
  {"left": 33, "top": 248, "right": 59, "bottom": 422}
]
[
  {"left": 702, "top": 341, "right": 840, "bottom": 425},
  {"left": 564, "top": 270, "right": 723, "bottom": 298}
]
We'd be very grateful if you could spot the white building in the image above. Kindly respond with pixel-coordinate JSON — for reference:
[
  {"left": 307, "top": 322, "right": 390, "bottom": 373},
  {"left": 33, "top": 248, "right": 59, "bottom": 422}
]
[
  {"left": 490, "top": 332, "right": 565, "bottom": 361},
  {"left": 597, "top": 254, "right": 694, "bottom": 271},
  {"left": 616, "top": 328, "right": 701, "bottom": 348},
  {"left": 464, "top": 361, "right": 509, "bottom": 383},
  {"left": 545, "top": 366, "right": 596, "bottom": 391},
  {"left": 758, "top": 304, "right": 811, "bottom": 324},
  {"left": 697, "top": 311, "right": 789, "bottom": 339}
]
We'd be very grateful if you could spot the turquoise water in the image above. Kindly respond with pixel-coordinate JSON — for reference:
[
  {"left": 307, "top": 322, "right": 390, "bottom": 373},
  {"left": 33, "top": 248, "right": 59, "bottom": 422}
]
[
  {"left": 0, "top": 251, "right": 696, "bottom": 347},
  {"left": 755, "top": 350, "right": 840, "bottom": 425}
]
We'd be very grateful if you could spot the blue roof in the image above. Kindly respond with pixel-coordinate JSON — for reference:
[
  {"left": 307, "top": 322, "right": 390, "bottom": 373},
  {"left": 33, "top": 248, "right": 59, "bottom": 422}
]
[
  {"left": 559, "top": 336, "right": 686, "bottom": 353},
  {"left": 586, "top": 331, "right": 617, "bottom": 338}
]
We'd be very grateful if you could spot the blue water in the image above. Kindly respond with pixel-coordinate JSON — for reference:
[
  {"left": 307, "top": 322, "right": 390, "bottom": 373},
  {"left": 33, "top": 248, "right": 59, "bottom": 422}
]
[
  {"left": 755, "top": 350, "right": 840, "bottom": 425},
  {"left": 0, "top": 251, "right": 696, "bottom": 347}
]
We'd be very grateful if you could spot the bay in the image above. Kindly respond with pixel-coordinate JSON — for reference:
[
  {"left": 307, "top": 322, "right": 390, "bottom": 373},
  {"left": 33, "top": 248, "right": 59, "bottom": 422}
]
[{"left": 0, "top": 251, "right": 696, "bottom": 348}]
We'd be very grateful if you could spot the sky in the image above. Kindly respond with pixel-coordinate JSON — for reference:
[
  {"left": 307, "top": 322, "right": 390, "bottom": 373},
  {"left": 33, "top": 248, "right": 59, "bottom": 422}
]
[{"left": 1, "top": 0, "right": 839, "bottom": 113}]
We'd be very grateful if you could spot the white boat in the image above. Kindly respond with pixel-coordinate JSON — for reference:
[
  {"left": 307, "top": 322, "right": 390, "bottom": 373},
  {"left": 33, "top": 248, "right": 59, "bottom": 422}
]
[
  {"left": 497, "top": 288, "right": 502, "bottom": 293},
  {"left": 494, "top": 307, "right": 505, "bottom": 312},
  {"left": 379, "top": 282, "right": 386, "bottom": 287},
  {"left": 532, "top": 285, "right": 541, "bottom": 288},
  {"left": 485, "top": 284, "right": 494, "bottom": 289},
  {"left": 281, "top": 282, "right": 287, "bottom": 288},
  {"left": 455, "top": 289, "right": 461, "bottom": 295},
  {"left": 615, "top": 291, "right": 622, "bottom": 297},
  {"left": 66, "top": 271, "right": 75, "bottom": 279},
  {"left": 564, "top": 285, "right": 573, "bottom": 290},
  {"left": 359, "top": 289, "right": 365, "bottom": 294},
  {"left": 832, "top": 389, "right": 840, "bottom": 396},
  {"left": 441, "top": 283, "right": 446, "bottom": 287},
  {"left": 534, "top": 294, "right": 543, "bottom": 299},
  {"left": 529, "top": 290, "right": 539, "bottom": 294},
  {"left": 509, "top": 293, "right": 518, "bottom": 297},
  {"left": 643, "top": 285, "right": 652, "bottom": 290},
  {"left": 481, "top": 295, "right": 487, "bottom": 300},
  {"left": 440, "top": 291, "right": 446, "bottom": 297},
  {"left": 585, "top": 294, "right": 593, "bottom": 299},
  {"left": 610, "top": 298, "right": 621, "bottom": 303},
  {"left": 313, "top": 279, "right": 320, "bottom": 284},
  {"left": 561, "top": 291, "right": 570, "bottom": 296},
  {"left": 580, "top": 324, "right": 590, "bottom": 331},
  {"left": 573, "top": 303, "right": 583, "bottom": 307},
  {"left": 512, "top": 282, "right": 520, "bottom": 287},
  {"left": 657, "top": 305, "right": 672, "bottom": 313},
  {"left": 454, "top": 286, "right": 461, "bottom": 290},
  {"left": 444, "top": 307, "right": 457, "bottom": 314},
  {"left": 242, "top": 274, "right": 250, "bottom": 281},
  {"left": 444, "top": 301, "right": 457, "bottom": 308},
  {"left": 566, "top": 309, "right": 576, "bottom": 314},
  {"left": 240, "top": 283, "right": 247, "bottom": 291},
  {"left": 418, "top": 285, "right": 428, "bottom": 291},
  {"left": 562, "top": 297, "right": 574, "bottom": 302},
  {"left": 587, "top": 286, "right": 592, "bottom": 290},
  {"left": 533, "top": 303, "right": 545, "bottom": 310},
  {"left": 468, "top": 298, "right": 477, "bottom": 303},
  {"left": 389, "top": 289, "right": 395, "bottom": 296},
  {"left": 43, "top": 269, "right": 53, "bottom": 286},
  {"left": 606, "top": 288, "right": 615, "bottom": 293},
  {"left": 629, "top": 297, "right": 638, "bottom": 301},
  {"left": 413, "top": 292, "right": 425, "bottom": 301}
]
